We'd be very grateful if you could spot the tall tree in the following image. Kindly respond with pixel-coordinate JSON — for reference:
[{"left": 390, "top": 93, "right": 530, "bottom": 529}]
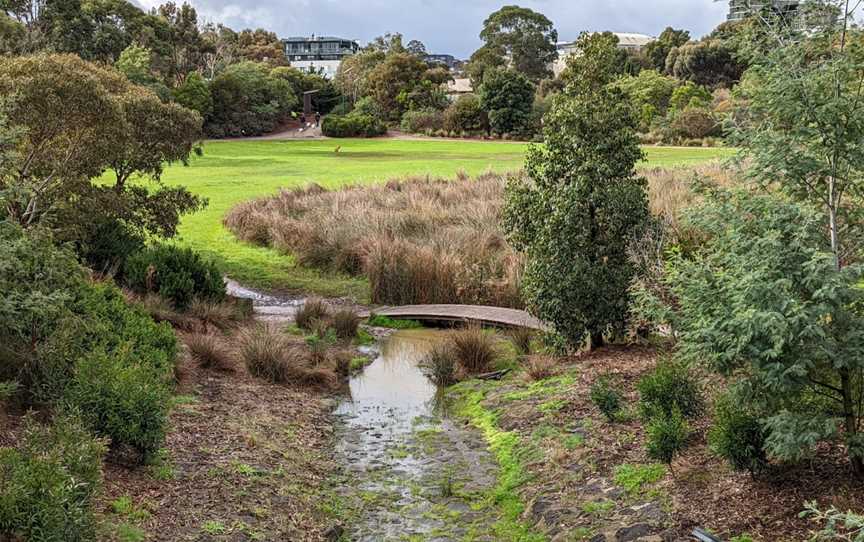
[
  {"left": 644, "top": 27, "right": 690, "bottom": 71},
  {"left": 476, "top": 5, "right": 557, "bottom": 82},
  {"left": 503, "top": 31, "right": 649, "bottom": 348},
  {"left": 728, "top": 0, "right": 864, "bottom": 474}
]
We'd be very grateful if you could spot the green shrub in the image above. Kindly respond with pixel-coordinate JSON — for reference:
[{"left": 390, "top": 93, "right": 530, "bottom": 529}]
[
  {"left": 367, "top": 314, "right": 423, "bottom": 329},
  {"left": 0, "top": 414, "right": 107, "bottom": 542},
  {"left": 590, "top": 377, "right": 623, "bottom": 422},
  {"left": 124, "top": 244, "right": 225, "bottom": 310},
  {"left": 63, "top": 349, "right": 171, "bottom": 463},
  {"left": 76, "top": 218, "right": 144, "bottom": 277},
  {"left": 444, "top": 94, "right": 489, "bottom": 134},
  {"left": 646, "top": 409, "right": 690, "bottom": 465},
  {"left": 637, "top": 361, "right": 703, "bottom": 420},
  {"left": 400, "top": 109, "right": 444, "bottom": 134},
  {"left": 708, "top": 392, "right": 768, "bottom": 474},
  {"left": 321, "top": 114, "right": 386, "bottom": 138}
]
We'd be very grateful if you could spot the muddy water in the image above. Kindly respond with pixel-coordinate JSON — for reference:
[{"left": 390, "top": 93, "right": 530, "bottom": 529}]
[{"left": 335, "top": 330, "right": 499, "bottom": 541}]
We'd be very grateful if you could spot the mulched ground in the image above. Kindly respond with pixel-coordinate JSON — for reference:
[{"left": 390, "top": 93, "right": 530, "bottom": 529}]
[
  {"left": 97, "top": 360, "right": 340, "bottom": 541},
  {"left": 479, "top": 345, "right": 864, "bottom": 542}
]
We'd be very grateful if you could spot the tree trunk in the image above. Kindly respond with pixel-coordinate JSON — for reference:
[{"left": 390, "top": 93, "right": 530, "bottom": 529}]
[{"left": 840, "top": 368, "right": 864, "bottom": 477}]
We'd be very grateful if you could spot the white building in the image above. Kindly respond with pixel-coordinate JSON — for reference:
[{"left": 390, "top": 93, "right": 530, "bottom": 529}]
[
  {"left": 282, "top": 35, "right": 359, "bottom": 79},
  {"left": 552, "top": 32, "right": 655, "bottom": 76}
]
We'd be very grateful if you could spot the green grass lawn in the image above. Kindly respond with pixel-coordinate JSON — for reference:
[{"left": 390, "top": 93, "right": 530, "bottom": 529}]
[{"left": 159, "top": 138, "right": 734, "bottom": 300}]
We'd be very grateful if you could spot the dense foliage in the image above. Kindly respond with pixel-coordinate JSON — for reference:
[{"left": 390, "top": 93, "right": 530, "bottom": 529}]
[
  {"left": 0, "top": 415, "right": 107, "bottom": 542},
  {"left": 0, "top": 225, "right": 177, "bottom": 461},
  {"left": 503, "top": 33, "right": 649, "bottom": 347},
  {"left": 478, "top": 68, "right": 535, "bottom": 137},
  {"left": 321, "top": 113, "right": 387, "bottom": 138},
  {"left": 124, "top": 244, "right": 226, "bottom": 309}
]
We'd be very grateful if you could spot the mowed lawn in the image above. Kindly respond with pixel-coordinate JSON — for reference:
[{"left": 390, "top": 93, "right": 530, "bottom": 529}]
[{"left": 159, "top": 138, "right": 734, "bottom": 299}]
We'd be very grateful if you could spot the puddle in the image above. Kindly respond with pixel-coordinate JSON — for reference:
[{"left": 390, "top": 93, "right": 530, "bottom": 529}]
[
  {"left": 334, "top": 330, "right": 499, "bottom": 541},
  {"left": 225, "top": 279, "right": 303, "bottom": 322}
]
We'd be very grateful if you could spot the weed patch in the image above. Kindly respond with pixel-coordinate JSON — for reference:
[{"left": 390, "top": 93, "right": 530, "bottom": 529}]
[{"left": 613, "top": 463, "right": 666, "bottom": 496}]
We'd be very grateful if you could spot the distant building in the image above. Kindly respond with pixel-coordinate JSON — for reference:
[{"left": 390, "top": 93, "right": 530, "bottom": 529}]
[
  {"left": 727, "top": 0, "right": 802, "bottom": 22},
  {"left": 282, "top": 35, "right": 359, "bottom": 79},
  {"left": 425, "top": 54, "right": 464, "bottom": 72},
  {"left": 552, "top": 32, "right": 655, "bottom": 77}
]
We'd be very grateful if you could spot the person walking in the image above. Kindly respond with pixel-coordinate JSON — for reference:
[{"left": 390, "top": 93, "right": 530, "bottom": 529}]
[{"left": 315, "top": 111, "right": 321, "bottom": 127}]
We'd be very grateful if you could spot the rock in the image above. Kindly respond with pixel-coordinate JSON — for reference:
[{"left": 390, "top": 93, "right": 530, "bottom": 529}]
[
  {"left": 615, "top": 523, "right": 652, "bottom": 541},
  {"left": 589, "top": 535, "right": 608, "bottom": 542},
  {"left": 632, "top": 502, "right": 665, "bottom": 524},
  {"left": 323, "top": 524, "right": 344, "bottom": 541}
]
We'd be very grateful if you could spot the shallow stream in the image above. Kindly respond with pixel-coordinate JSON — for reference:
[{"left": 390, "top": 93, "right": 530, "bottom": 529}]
[{"left": 334, "top": 329, "right": 499, "bottom": 541}]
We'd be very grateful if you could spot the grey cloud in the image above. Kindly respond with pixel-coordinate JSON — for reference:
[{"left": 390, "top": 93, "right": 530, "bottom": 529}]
[{"left": 142, "top": 0, "right": 730, "bottom": 58}]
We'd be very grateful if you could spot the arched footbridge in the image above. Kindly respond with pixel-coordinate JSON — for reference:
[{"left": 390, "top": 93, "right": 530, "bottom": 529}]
[{"left": 360, "top": 304, "right": 548, "bottom": 331}]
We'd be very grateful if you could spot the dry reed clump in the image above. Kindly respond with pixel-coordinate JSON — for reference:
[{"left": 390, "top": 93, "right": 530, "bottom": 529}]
[
  {"left": 223, "top": 172, "right": 525, "bottom": 308},
  {"left": 506, "top": 327, "right": 535, "bottom": 356},
  {"left": 450, "top": 325, "right": 499, "bottom": 376},
  {"left": 183, "top": 332, "right": 235, "bottom": 371},
  {"left": 419, "top": 342, "right": 458, "bottom": 386},
  {"left": 294, "top": 298, "right": 331, "bottom": 330},
  {"left": 331, "top": 308, "right": 360, "bottom": 339},
  {"left": 236, "top": 324, "right": 339, "bottom": 387},
  {"left": 643, "top": 162, "right": 737, "bottom": 231},
  {"left": 522, "top": 355, "right": 558, "bottom": 382}
]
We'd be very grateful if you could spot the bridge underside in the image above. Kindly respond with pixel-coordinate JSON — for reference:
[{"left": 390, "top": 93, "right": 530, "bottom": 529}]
[{"left": 360, "top": 304, "right": 548, "bottom": 331}]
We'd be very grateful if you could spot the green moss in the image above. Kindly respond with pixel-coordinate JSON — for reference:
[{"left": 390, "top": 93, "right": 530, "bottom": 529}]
[
  {"left": 452, "top": 384, "right": 546, "bottom": 541},
  {"left": 367, "top": 314, "right": 423, "bottom": 329},
  {"left": 350, "top": 356, "right": 372, "bottom": 372},
  {"left": 562, "top": 434, "right": 584, "bottom": 450},
  {"left": 580, "top": 499, "right": 615, "bottom": 516},
  {"left": 354, "top": 327, "right": 376, "bottom": 346},
  {"left": 502, "top": 374, "right": 576, "bottom": 402},
  {"left": 201, "top": 520, "right": 226, "bottom": 535},
  {"left": 613, "top": 463, "right": 666, "bottom": 495}
]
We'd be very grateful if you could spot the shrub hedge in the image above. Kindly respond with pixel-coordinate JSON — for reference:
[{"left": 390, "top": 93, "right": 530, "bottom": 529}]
[
  {"left": 125, "top": 244, "right": 225, "bottom": 309},
  {"left": 0, "top": 415, "right": 107, "bottom": 542},
  {"left": 321, "top": 114, "right": 387, "bottom": 138}
]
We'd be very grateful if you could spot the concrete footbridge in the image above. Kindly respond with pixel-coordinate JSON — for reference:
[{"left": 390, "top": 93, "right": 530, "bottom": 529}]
[{"left": 360, "top": 304, "right": 548, "bottom": 331}]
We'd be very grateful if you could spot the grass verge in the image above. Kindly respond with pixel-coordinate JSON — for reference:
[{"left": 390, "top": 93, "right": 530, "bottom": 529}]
[{"left": 451, "top": 381, "right": 546, "bottom": 542}]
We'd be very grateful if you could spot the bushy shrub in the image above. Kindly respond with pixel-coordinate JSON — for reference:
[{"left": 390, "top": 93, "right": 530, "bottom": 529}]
[
  {"left": 444, "top": 94, "right": 489, "bottom": 134},
  {"left": 328, "top": 101, "right": 352, "bottom": 116},
  {"left": 321, "top": 114, "right": 386, "bottom": 138},
  {"left": 451, "top": 326, "right": 498, "bottom": 375},
  {"left": 646, "top": 409, "right": 690, "bottom": 465},
  {"left": 590, "top": 377, "right": 623, "bottom": 422},
  {"left": 668, "top": 107, "right": 719, "bottom": 140},
  {"left": 76, "top": 218, "right": 144, "bottom": 277},
  {"left": 238, "top": 324, "right": 289, "bottom": 382},
  {"left": 0, "top": 414, "right": 107, "bottom": 542},
  {"left": 124, "top": 244, "right": 225, "bottom": 310},
  {"left": 637, "top": 361, "right": 703, "bottom": 420},
  {"left": 400, "top": 109, "right": 445, "bottom": 134},
  {"left": 295, "top": 298, "right": 331, "bottom": 331},
  {"left": 708, "top": 392, "right": 768, "bottom": 474},
  {"left": 63, "top": 349, "right": 171, "bottom": 463},
  {"left": 419, "top": 342, "right": 458, "bottom": 386}
]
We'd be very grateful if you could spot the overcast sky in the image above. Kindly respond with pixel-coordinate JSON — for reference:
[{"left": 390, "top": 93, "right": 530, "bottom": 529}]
[{"left": 137, "top": 0, "right": 731, "bottom": 58}]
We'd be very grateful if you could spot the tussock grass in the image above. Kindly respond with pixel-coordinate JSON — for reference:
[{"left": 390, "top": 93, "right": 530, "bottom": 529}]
[
  {"left": 506, "top": 327, "right": 535, "bottom": 356},
  {"left": 184, "top": 333, "right": 235, "bottom": 371},
  {"left": 523, "top": 356, "right": 557, "bottom": 382},
  {"left": 451, "top": 325, "right": 499, "bottom": 376},
  {"left": 236, "top": 323, "right": 346, "bottom": 388},
  {"left": 294, "top": 298, "right": 331, "bottom": 331},
  {"left": 224, "top": 172, "right": 524, "bottom": 307},
  {"left": 420, "top": 342, "right": 458, "bottom": 386},
  {"left": 224, "top": 164, "right": 733, "bottom": 307},
  {"left": 331, "top": 308, "right": 360, "bottom": 339}
]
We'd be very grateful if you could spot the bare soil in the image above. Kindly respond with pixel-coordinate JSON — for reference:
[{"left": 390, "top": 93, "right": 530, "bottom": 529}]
[{"left": 97, "top": 360, "right": 340, "bottom": 541}]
